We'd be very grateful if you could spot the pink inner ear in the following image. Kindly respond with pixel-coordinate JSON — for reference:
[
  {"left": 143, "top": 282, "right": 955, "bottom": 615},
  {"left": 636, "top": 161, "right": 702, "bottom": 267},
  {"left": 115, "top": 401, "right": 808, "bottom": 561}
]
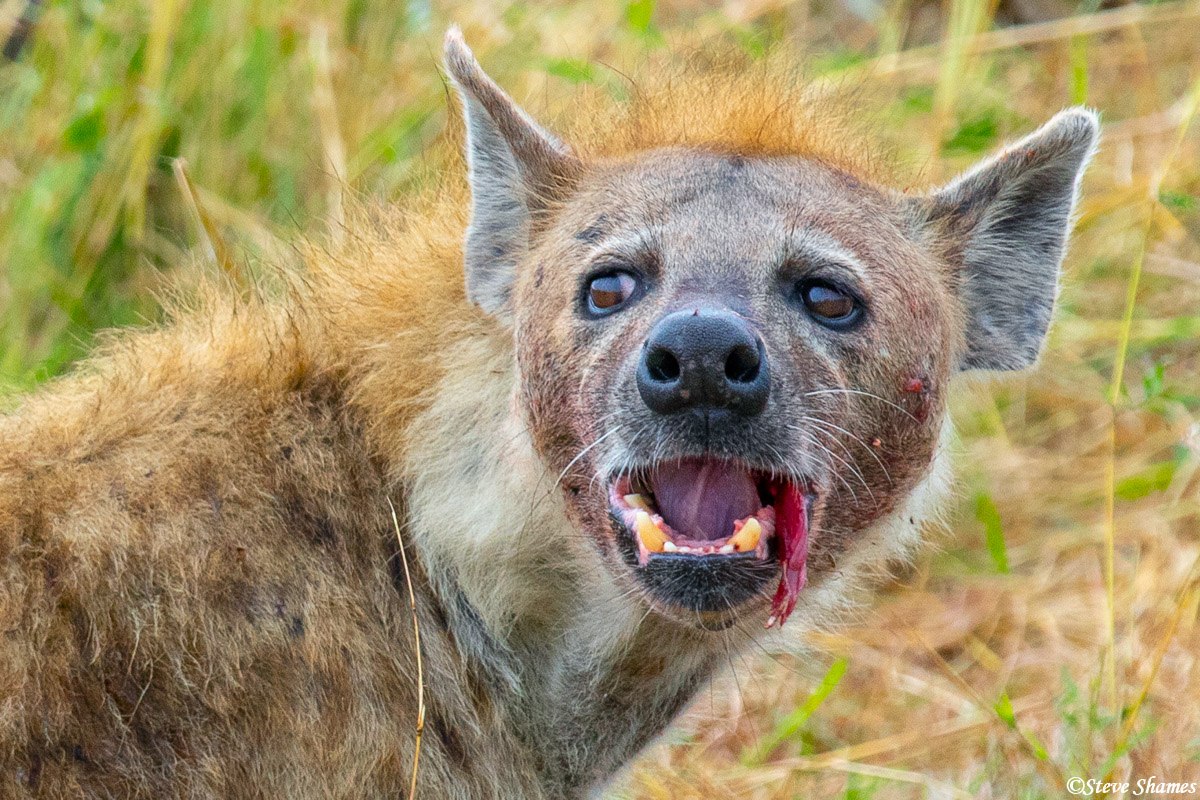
[{"left": 767, "top": 484, "right": 808, "bottom": 628}]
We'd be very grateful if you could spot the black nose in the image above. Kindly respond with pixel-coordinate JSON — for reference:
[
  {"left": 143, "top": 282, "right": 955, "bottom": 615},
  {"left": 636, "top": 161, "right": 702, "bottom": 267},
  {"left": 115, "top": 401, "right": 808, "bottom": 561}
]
[{"left": 637, "top": 308, "right": 769, "bottom": 417}]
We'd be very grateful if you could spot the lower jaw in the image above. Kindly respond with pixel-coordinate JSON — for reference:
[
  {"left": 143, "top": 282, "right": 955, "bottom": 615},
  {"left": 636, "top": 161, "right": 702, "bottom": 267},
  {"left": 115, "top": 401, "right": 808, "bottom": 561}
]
[{"left": 613, "top": 527, "right": 780, "bottom": 614}]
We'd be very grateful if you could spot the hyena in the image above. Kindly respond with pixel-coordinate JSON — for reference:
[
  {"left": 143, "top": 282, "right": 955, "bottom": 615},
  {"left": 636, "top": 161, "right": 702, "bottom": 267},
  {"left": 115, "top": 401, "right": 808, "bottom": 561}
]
[{"left": 0, "top": 27, "right": 1096, "bottom": 799}]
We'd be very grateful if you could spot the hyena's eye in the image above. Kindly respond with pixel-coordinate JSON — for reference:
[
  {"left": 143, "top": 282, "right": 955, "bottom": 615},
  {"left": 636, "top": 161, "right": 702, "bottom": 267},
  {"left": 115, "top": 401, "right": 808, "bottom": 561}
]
[
  {"left": 797, "top": 280, "right": 863, "bottom": 329},
  {"left": 585, "top": 271, "right": 640, "bottom": 315}
]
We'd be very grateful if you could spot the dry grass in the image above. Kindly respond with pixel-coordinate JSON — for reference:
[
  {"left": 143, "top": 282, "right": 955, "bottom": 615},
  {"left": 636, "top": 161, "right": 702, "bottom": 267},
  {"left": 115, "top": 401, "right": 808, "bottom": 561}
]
[
  {"left": 389, "top": 496, "right": 426, "bottom": 800},
  {"left": 2, "top": 0, "right": 1199, "bottom": 796}
]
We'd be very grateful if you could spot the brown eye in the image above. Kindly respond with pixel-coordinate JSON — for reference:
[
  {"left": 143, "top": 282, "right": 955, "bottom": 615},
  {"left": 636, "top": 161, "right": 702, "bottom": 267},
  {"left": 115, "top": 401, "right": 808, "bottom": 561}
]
[
  {"left": 586, "top": 272, "right": 639, "bottom": 314},
  {"left": 799, "top": 281, "right": 862, "bottom": 328}
]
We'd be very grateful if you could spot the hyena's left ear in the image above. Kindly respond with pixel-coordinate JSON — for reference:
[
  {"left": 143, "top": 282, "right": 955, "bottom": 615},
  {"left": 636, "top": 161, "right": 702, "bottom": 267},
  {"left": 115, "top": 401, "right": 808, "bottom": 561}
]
[
  {"left": 444, "top": 26, "right": 582, "bottom": 317},
  {"left": 917, "top": 108, "right": 1099, "bottom": 372}
]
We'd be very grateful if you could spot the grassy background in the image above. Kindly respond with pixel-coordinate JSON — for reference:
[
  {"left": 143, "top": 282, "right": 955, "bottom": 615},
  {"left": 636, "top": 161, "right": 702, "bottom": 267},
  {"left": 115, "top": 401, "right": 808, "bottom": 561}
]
[{"left": 2, "top": 0, "right": 1200, "bottom": 796}]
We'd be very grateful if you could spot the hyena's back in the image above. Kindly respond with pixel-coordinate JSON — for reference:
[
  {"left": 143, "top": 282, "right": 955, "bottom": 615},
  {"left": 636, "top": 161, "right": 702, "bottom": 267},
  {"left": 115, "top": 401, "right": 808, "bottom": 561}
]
[{"left": 0, "top": 308, "right": 520, "bottom": 798}]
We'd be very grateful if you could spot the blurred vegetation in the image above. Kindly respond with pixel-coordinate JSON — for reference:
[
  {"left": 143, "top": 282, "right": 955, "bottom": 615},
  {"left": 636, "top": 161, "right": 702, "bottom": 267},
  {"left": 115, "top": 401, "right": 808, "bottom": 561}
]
[{"left": 2, "top": 0, "right": 1200, "bottom": 797}]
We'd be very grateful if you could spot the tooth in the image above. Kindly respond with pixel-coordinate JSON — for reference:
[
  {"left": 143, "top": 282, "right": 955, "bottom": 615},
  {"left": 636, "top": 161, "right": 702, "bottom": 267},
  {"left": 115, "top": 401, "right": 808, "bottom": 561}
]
[
  {"left": 718, "top": 544, "right": 735, "bottom": 554},
  {"left": 663, "top": 541, "right": 677, "bottom": 552},
  {"left": 730, "top": 518, "right": 762, "bottom": 552},
  {"left": 636, "top": 511, "right": 667, "bottom": 553},
  {"left": 624, "top": 493, "right": 651, "bottom": 511}
]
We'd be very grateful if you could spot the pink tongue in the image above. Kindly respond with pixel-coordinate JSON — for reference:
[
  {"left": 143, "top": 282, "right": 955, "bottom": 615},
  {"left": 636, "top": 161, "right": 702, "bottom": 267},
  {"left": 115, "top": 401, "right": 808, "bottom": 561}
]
[{"left": 650, "top": 460, "right": 760, "bottom": 541}]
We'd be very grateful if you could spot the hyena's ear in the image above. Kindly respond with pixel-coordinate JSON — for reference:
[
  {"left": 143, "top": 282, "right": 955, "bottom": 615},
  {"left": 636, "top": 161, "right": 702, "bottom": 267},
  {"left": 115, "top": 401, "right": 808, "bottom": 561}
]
[
  {"left": 919, "top": 108, "right": 1099, "bottom": 372},
  {"left": 443, "top": 26, "right": 582, "bottom": 316}
]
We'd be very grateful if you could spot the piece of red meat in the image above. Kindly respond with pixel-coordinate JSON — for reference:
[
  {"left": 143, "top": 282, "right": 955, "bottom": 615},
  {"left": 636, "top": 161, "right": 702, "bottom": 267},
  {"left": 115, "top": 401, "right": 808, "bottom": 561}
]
[{"left": 767, "top": 483, "right": 808, "bottom": 628}]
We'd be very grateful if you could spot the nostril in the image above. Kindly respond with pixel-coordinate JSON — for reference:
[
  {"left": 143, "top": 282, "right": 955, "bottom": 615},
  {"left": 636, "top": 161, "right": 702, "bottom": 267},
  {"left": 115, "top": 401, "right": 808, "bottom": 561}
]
[
  {"left": 724, "top": 343, "right": 761, "bottom": 384},
  {"left": 646, "top": 348, "right": 681, "bottom": 382}
]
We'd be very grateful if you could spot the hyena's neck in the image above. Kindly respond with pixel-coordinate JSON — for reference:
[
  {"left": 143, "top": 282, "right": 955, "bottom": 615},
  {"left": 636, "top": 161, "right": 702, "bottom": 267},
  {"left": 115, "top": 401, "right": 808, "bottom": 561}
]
[
  {"left": 510, "top": 599, "right": 730, "bottom": 793},
  {"left": 400, "top": 348, "right": 735, "bottom": 793},
  {"left": 427, "top": 560, "right": 728, "bottom": 794}
]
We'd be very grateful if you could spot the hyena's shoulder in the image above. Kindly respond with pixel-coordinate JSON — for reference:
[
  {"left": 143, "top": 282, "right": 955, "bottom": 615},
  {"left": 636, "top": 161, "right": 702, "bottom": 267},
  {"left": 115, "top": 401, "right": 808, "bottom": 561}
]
[{"left": 0, "top": 307, "right": 429, "bottom": 797}]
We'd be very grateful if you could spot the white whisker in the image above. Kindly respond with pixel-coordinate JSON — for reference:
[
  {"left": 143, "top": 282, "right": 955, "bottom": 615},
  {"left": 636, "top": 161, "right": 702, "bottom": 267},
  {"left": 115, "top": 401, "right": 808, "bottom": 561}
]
[
  {"left": 801, "top": 415, "right": 893, "bottom": 485},
  {"left": 804, "top": 387, "right": 920, "bottom": 423}
]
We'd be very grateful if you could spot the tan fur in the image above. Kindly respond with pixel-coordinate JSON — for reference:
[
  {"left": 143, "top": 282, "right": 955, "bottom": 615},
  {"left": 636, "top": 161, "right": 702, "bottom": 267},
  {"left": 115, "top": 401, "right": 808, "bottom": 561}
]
[
  {"left": 563, "top": 56, "right": 891, "bottom": 173},
  {"left": 0, "top": 39, "right": 1090, "bottom": 798}
]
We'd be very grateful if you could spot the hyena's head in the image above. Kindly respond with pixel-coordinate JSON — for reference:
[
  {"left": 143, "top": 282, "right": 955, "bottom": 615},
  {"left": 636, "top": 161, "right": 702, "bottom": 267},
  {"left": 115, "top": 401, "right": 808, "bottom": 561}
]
[{"left": 445, "top": 29, "right": 1097, "bottom": 630}]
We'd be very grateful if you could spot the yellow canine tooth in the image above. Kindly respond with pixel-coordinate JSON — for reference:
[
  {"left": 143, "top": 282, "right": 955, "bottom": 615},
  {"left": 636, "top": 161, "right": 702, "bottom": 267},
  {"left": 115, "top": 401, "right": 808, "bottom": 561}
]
[
  {"left": 624, "top": 493, "right": 651, "bottom": 511},
  {"left": 636, "top": 510, "right": 668, "bottom": 553},
  {"left": 730, "top": 518, "right": 762, "bottom": 553}
]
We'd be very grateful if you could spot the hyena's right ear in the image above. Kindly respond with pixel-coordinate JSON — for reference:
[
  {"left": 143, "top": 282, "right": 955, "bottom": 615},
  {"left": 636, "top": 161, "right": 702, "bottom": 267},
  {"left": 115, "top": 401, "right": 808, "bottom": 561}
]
[
  {"left": 444, "top": 26, "right": 582, "bottom": 317},
  {"left": 916, "top": 108, "right": 1099, "bottom": 372}
]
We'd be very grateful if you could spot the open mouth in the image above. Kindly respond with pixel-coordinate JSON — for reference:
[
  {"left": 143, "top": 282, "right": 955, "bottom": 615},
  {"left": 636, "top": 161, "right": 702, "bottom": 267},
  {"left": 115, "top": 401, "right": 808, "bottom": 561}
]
[
  {"left": 610, "top": 460, "right": 777, "bottom": 560},
  {"left": 608, "top": 459, "right": 813, "bottom": 626}
]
